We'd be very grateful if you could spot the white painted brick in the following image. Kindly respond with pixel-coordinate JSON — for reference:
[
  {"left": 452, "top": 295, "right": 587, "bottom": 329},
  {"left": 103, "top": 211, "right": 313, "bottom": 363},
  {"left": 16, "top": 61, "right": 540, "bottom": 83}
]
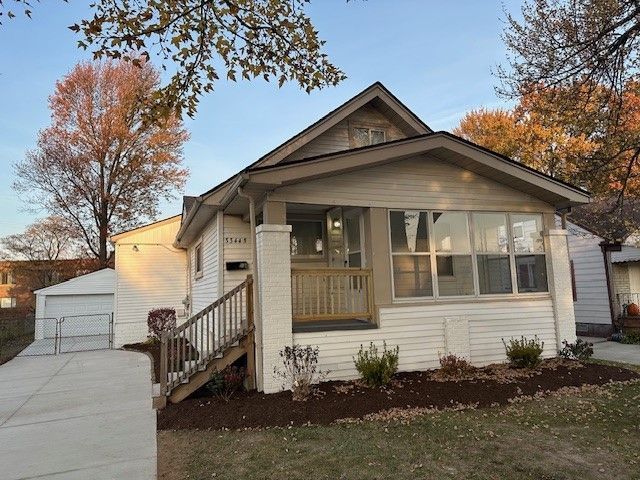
[
  {"left": 255, "top": 224, "right": 293, "bottom": 393},
  {"left": 546, "top": 229, "right": 577, "bottom": 348}
]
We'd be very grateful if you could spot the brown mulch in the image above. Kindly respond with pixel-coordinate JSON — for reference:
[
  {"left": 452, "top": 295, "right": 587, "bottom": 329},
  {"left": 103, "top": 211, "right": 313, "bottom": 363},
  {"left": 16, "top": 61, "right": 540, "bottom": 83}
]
[
  {"left": 123, "top": 338, "right": 199, "bottom": 383},
  {"left": 157, "top": 360, "right": 639, "bottom": 431}
]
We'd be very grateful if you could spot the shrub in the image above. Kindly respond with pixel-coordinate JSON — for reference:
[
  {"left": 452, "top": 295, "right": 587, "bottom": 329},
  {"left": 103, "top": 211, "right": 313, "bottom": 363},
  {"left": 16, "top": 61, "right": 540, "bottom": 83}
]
[
  {"left": 558, "top": 339, "right": 594, "bottom": 360},
  {"left": 205, "top": 366, "right": 246, "bottom": 402},
  {"left": 147, "top": 308, "right": 176, "bottom": 339},
  {"left": 438, "top": 353, "right": 474, "bottom": 377},
  {"left": 274, "top": 345, "right": 327, "bottom": 401},
  {"left": 502, "top": 336, "right": 544, "bottom": 368},
  {"left": 620, "top": 331, "right": 640, "bottom": 345},
  {"left": 354, "top": 341, "right": 399, "bottom": 387}
]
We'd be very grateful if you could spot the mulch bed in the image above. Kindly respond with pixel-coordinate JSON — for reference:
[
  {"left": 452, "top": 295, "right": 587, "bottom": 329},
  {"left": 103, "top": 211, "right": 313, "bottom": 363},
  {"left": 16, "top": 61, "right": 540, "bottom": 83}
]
[{"left": 157, "top": 360, "right": 639, "bottom": 431}]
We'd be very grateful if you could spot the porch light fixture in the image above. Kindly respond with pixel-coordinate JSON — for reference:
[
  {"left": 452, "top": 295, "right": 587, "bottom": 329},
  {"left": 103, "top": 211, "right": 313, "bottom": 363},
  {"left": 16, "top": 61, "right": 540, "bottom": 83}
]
[
  {"left": 332, "top": 219, "right": 342, "bottom": 229},
  {"left": 132, "top": 245, "right": 139, "bottom": 252}
]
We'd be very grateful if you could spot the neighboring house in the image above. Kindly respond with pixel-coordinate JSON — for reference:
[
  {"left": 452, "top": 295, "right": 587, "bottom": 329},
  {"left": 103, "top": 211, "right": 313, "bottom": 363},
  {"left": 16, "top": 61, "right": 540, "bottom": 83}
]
[
  {"left": 565, "top": 203, "right": 640, "bottom": 336},
  {"left": 0, "top": 258, "right": 103, "bottom": 318},
  {"left": 33, "top": 268, "right": 116, "bottom": 340},
  {"left": 111, "top": 82, "right": 590, "bottom": 398}
]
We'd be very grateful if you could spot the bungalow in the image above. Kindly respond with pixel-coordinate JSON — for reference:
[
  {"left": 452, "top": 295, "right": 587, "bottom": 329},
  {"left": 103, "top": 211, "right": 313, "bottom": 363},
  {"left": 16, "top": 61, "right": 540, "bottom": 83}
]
[{"left": 111, "top": 83, "right": 590, "bottom": 402}]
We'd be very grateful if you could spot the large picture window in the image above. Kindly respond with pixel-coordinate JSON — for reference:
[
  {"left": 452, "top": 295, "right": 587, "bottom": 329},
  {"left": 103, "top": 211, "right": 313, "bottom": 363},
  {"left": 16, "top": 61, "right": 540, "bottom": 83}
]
[{"left": 388, "top": 210, "right": 549, "bottom": 300}]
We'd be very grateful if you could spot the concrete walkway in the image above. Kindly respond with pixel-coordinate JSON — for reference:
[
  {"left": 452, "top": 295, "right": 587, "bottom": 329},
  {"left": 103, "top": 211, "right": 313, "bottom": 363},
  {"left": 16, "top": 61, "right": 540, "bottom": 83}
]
[
  {"left": 0, "top": 350, "right": 156, "bottom": 479},
  {"left": 581, "top": 337, "right": 640, "bottom": 366}
]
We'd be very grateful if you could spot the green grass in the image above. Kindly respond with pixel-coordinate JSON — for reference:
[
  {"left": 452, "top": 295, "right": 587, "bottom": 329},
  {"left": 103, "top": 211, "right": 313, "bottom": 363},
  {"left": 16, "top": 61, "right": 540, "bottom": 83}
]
[{"left": 158, "top": 380, "right": 640, "bottom": 480}]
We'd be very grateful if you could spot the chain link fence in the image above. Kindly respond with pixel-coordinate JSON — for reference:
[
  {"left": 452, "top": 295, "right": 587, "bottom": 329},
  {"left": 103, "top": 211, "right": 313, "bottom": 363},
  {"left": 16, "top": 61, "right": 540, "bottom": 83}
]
[{"left": 1, "top": 313, "right": 113, "bottom": 360}]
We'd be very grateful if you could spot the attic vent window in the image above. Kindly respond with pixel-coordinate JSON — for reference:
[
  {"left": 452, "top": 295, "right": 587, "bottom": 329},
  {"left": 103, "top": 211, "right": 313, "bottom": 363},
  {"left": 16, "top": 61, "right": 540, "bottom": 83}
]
[{"left": 353, "top": 127, "right": 386, "bottom": 147}]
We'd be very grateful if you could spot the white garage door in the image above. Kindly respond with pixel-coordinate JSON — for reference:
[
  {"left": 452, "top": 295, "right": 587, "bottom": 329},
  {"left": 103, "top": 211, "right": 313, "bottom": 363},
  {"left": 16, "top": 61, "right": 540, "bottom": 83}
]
[{"left": 43, "top": 294, "right": 114, "bottom": 338}]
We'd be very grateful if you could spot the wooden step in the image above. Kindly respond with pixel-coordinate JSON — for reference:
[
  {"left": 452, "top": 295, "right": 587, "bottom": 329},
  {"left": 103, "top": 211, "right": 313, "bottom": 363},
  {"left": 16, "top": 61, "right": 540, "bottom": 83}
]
[{"left": 168, "top": 334, "right": 252, "bottom": 404}]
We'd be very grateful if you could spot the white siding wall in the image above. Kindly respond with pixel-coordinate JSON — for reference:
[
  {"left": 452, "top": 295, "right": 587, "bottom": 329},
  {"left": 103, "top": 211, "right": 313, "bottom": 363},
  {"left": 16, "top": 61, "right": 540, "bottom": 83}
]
[
  {"left": 189, "top": 215, "right": 219, "bottom": 313},
  {"left": 222, "top": 215, "right": 253, "bottom": 294},
  {"left": 113, "top": 218, "right": 187, "bottom": 346},
  {"left": 282, "top": 104, "right": 408, "bottom": 163},
  {"left": 564, "top": 222, "right": 611, "bottom": 325},
  {"left": 294, "top": 298, "right": 556, "bottom": 381},
  {"left": 270, "top": 156, "right": 553, "bottom": 213}
]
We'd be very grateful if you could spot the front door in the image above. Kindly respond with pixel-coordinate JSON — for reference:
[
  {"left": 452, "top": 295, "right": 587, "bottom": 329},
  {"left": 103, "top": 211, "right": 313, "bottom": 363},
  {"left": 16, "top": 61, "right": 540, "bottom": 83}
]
[{"left": 344, "top": 209, "right": 365, "bottom": 268}]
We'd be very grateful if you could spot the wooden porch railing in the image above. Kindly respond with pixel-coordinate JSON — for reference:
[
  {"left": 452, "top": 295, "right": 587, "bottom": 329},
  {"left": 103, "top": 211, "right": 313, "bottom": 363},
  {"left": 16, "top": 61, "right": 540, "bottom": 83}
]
[
  {"left": 160, "top": 275, "right": 253, "bottom": 396},
  {"left": 291, "top": 268, "right": 374, "bottom": 322},
  {"left": 618, "top": 292, "right": 640, "bottom": 317}
]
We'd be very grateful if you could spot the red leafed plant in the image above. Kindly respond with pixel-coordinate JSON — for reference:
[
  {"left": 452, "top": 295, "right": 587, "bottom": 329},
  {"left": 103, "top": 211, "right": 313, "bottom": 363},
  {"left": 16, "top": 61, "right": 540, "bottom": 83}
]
[{"left": 147, "top": 308, "right": 177, "bottom": 339}]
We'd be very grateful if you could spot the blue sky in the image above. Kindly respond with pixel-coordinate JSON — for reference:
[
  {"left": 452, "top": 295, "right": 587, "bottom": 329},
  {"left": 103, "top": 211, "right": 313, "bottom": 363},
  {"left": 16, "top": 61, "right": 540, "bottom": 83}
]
[{"left": 0, "top": 0, "right": 521, "bottom": 237}]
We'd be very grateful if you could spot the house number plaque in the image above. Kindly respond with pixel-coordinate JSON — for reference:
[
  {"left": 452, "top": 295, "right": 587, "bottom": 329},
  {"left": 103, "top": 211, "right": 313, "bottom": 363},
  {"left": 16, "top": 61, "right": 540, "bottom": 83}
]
[{"left": 225, "top": 237, "right": 248, "bottom": 244}]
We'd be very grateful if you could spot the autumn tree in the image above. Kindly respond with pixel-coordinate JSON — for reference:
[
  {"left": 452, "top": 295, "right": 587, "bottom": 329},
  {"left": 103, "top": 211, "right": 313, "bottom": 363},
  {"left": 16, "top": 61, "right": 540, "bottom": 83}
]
[
  {"left": 14, "top": 60, "right": 189, "bottom": 267},
  {"left": 454, "top": 90, "right": 597, "bottom": 183},
  {"left": 1, "top": 0, "right": 347, "bottom": 118},
  {"left": 498, "top": 0, "right": 640, "bottom": 208},
  {"left": 0, "top": 216, "right": 84, "bottom": 261}
]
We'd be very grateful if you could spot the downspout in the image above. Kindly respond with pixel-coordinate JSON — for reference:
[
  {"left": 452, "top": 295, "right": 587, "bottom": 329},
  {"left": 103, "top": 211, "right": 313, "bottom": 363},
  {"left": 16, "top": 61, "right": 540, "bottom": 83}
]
[{"left": 237, "top": 187, "right": 261, "bottom": 387}]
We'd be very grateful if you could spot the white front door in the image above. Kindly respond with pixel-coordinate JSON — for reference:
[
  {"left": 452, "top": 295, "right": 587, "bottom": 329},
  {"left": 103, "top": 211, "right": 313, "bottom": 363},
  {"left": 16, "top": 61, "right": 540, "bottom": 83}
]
[
  {"left": 629, "top": 263, "right": 640, "bottom": 293},
  {"left": 344, "top": 209, "right": 365, "bottom": 268}
]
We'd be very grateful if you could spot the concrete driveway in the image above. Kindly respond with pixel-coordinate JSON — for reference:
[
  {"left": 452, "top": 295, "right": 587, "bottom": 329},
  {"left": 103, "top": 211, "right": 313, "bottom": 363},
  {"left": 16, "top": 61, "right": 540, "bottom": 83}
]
[
  {"left": 0, "top": 350, "right": 156, "bottom": 479},
  {"left": 582, "top": 337, "right": 640, "bottom": 366}
]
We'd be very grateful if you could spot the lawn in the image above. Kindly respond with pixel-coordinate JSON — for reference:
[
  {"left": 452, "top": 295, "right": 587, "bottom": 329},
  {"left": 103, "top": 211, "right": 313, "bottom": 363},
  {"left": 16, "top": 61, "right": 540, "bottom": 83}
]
[{"left": 158, "top": 373, "right": 640, "bottom": 479}]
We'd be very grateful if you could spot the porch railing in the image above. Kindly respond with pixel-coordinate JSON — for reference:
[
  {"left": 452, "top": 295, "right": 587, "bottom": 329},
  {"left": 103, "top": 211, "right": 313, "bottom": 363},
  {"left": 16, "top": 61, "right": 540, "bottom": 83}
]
[
  {"left": 160, "top": 275, "right": 253, "bottom": 396},
  {"left": 618, "top": 292, "right": 640, "bottom": 317},
  {"left": 291, "top": 268, "right": 374, "bottom": 323}
]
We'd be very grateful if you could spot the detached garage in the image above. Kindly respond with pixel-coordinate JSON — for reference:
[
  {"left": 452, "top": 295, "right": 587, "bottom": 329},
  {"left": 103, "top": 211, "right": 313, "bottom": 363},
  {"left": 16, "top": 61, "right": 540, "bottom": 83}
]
[{"left": 34, "top": 268, "right": 116, "bottom": 340}]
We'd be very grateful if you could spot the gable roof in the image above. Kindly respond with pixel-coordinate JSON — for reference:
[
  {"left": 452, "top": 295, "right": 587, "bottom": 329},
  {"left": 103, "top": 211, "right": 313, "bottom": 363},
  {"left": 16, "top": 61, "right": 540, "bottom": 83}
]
[
  {"left": 245, "top": 131, "right": 591, "bottom": 208},
  {"left": 249, "top": 81, "right": 431, "bottom": 169},
  {"left": 110, "top": 215, "right": 182, "bottom": 242},
  {"left": 34, "top": 268, "right": 115, "bottom": 296}
]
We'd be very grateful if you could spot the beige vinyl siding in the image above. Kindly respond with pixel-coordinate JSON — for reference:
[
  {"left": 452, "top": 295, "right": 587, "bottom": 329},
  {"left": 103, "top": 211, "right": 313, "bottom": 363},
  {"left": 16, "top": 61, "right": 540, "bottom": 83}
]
[
  {"left": 189, "top": 214, "right": 219, "bottom": 313},
  {"left": 565, "top": 222, "right": 612, "bottom": 326},
  {"left": 113, "top": 217, "right": 186, "bottom": 346},
  {"left": 222, "top": 215, "right": 253, "bottom": 294},
  {"left": 270, "top": 155, "right": 553, "bottom": 213},
  {"left": 294, "top": 298, "right": 556, "bottom": 381},
  {"left": 282, "top": 104, "right": 408, "bottom": 163}
]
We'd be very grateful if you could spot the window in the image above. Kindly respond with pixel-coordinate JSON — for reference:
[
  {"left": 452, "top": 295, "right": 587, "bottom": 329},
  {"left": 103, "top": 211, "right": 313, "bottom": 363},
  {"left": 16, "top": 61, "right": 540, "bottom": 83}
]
[
  {"left": 0, "top": 297, "right": 16, "bottom": 309},
  {"left": 389, "top": 210, "right": 549, "bottom": 300},
  {"left": 390, "top": 211, "right": 432, "bottom": 297},
  {"left": 0, "top": 272, "right": 12, "bottom": 285},
  {"left": 511, "top": 214, "right": 548, "bottom": 293},
  {"left": 290, "top": 221, "right": 324, "bottom": 258},
  {"left": 433, "top": 212, "right": 474, "bottom": 296},
  {"left": 474, "top": 213, "right": 513, "bottom": 294},
  {"left": 194, "top": 243, "right": 203, "bottom": 277},
  {"left": 353, "top": 127, "right": 386, "bottom": 147}
]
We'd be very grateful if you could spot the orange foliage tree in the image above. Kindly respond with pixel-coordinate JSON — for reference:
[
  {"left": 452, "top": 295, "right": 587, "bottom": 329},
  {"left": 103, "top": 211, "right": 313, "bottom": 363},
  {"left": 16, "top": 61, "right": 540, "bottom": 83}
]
[{"left": 14, "top": 61, "right": 189, "bottom": 267}]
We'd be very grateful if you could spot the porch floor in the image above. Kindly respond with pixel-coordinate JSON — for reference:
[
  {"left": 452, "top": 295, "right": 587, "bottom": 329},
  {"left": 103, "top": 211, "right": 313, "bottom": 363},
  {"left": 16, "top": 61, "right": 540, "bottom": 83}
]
[{"left": 292, "top": 318, "right": 377, "bottom": 333}]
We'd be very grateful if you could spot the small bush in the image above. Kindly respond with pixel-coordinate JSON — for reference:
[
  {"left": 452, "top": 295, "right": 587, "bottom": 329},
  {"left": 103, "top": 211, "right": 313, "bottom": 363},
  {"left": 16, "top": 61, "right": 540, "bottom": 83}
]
[
  {"left": 205, "top": 366, "right": 246, "bottom": 402},
  {"left": 147, "top": 308, "right": 176, "bottom": 339},
  {"left": 354, "top": 341, "right": 399, "bottom": 387},
  {"left": 274, "top": 345, "right": 327, "bottom": 401},
  {"left": 502, "top": 336, "right": 544, "bottom": 368},
  {"left": 620, "top": 331, "right": 640, "bottom": 345},
  {"left": 438, "top": 353, "right": 474, "bottom": 377},
  {"left": 558, "top": 339, "right": 594, "bottom": 360}
]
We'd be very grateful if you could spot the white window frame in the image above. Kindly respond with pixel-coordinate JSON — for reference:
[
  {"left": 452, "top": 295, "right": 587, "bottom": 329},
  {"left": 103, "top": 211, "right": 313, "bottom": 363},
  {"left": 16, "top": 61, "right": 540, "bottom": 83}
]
[
  {"left": 194, "top": 242, "right": 204, "bottom": 279},
  {"left": 388, "top": 209, "right": 550, "bottom": 302},
  {"left": 0, "top": 297, "right": 16, "bottom": 309},
  {"left": 351, "top": 126, "right": 387, "bottom": 147}
]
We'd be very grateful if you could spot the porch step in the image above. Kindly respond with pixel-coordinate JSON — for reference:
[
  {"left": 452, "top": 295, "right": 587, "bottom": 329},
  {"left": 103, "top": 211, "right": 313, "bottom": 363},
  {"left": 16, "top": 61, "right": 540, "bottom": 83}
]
[{"left": 168, "top": 336, "right": 252, "bottom": 404}]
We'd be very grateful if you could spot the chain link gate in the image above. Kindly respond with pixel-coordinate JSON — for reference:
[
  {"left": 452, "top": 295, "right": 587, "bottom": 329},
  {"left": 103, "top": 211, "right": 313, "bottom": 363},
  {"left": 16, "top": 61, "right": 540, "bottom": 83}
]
[{"left": 17, "top": 313, "right": 114, "bottom": 356}]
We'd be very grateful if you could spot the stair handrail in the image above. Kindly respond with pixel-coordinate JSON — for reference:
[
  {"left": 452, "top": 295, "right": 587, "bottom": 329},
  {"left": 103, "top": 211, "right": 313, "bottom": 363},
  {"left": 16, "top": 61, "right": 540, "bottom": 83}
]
[{"left": 160, "top": 275, "right": 253, "bottom": 396}]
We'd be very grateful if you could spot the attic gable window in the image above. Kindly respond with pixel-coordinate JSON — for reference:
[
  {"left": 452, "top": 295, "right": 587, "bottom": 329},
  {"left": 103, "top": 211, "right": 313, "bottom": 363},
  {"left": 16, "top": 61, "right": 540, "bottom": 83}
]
[{"left": 353, "top": 127, "right": 386, "bottom": 148}]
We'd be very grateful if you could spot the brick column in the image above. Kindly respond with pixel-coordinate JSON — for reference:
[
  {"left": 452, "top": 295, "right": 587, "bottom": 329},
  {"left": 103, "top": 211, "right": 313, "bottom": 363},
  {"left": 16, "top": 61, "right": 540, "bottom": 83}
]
[
  {"left": 255, "top": 224, "right": 293, "bottom": 393},
  {"left": 545, "top": 228, "right": 577, "bottom": 349}
]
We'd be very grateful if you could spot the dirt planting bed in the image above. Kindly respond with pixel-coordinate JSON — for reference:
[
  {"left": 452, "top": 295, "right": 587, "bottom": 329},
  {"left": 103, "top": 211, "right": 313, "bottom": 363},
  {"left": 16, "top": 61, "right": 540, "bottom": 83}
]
[{"left": 157, "top": 360, "right": 639, "bottom": 431}]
